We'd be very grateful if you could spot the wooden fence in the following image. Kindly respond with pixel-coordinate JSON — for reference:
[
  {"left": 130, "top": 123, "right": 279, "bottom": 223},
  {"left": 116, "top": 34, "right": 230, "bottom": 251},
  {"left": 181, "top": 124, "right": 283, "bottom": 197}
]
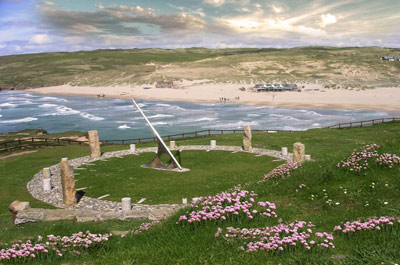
[
  {"left": 0, "top": 137, "right": 87, "bottom": 152},
  {"left": 1, "top": 117, "right": 399, "bottom": 153},
  {"left": 325, "top": 117, "right": 400, "bottom": 129}
]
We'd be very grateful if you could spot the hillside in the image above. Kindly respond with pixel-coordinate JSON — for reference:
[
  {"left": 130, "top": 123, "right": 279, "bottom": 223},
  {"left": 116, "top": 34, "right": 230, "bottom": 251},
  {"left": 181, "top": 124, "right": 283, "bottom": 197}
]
[{"left": 0, "top": 47, "right": 400, "bottom": 90}]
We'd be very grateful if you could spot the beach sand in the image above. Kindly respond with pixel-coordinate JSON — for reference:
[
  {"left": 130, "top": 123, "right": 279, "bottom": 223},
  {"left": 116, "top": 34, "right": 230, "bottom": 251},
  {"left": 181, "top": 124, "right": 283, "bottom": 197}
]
[{"left": 26, "top": 80, "right": 400, "bottom": 111}]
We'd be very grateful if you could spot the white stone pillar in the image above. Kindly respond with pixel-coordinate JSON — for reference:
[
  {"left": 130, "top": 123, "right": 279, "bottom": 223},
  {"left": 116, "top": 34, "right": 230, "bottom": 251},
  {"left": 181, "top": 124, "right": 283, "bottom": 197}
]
[
  {"left": 121, "top": 197, "right": 131, "bottom": 212},
  {"left": 170, "top": 141, "right": 176, "bottom": 149},
  {"left": 43, "top": 167, "right": 51, "bottom": 178},
  {"left": 210, "top": 140, "right": 216, "bottom": 149},
  {"left": 182, "top": 198, "right": 187, "bottom": 204},
  {"left": 281, "top": 147, "right": 288, "bottom": 156},
  {"left": 43, "top": 178, "right": 51, "bottom": 191},
  {"left": 130, "top": 144, "right": 136, "bottom": 153}
]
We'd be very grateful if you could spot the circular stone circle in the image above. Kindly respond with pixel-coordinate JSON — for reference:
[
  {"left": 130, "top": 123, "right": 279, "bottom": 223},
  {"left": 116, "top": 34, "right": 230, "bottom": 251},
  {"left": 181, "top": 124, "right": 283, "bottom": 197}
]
[{"left": 27, "top": 145, "right": 292, "bottom": 212}]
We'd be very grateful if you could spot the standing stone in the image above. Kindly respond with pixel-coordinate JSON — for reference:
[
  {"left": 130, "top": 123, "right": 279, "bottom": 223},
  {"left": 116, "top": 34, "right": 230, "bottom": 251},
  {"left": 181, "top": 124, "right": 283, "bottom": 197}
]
[
  {"left": 281, "top": 147, "right": 288, "bottom": 156},
  {"left": 9, "top": 201, "right": 30, "bottom": 224},
  {"left": 305, "top": 154, "right": 311, "bottom": 161},
  {"left": 130, "top": 144, "right": 136, "bottom": 153},
  {"left": 43, "top": 178, "right": 51, "bottom": 191},
  {"left": 210, "top": 140, "right": 216, "bottom": 149},
  {"left": 170, "top": 141, "right": 176, "bottom": 149},
  {"left": 121, "top": 197, "right": 131, "bottom": 213},
  {"left": 60, "top": 158, "right": 77, "bottom": 206},
  {"left": 243, "top": 125, "right": 252, "bottom": 151},
  {"left": 293, "top": 142, "right": 305, "bottom": 165},
  {"left": 43, "top": 167, "right": 51, "bottom": 178},
  {"left": 88, "top": 130, "right": 101, "bottom": 158}
]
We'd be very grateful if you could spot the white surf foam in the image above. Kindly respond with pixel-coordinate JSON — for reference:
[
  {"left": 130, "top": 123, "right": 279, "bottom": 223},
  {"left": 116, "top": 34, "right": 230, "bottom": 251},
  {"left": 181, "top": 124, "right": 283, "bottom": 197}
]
[
  {"left": 208, "top": 120, "right": 259, "bottom": 129},
  {"left": 39, "top": 96, "right": 68, "bottom": 102},
  {"left": 39, "top": 104, "right": 58, "bottom": 108},
  {"left": 312, "top": 123, "right": 321, "bottom": 127},
  {"left": 0, "top": 103, "right": 17, "bottom": 108},
  {"left": 0, "top": 117, "right": 37, "bottom": 124},
  {"left": 41, "top": 106, "right": 80, "bottom": 116},
  {"left": 195, "top": 117, "right": 218, "bottom": 121},
  {"left": 155, "top": 103, "right": 171, "bottom": 107},
  {"left": 118, "top": 124, "right": 131, "bottom": 129},
  {"left": 0, "top": 114, "right": 2, "bottom": 118},
  {"left": 152, "top": 122, "right": 167, "bottom": 126},
  {"left": 80, "top": 113, "right": 105, "bottom": 121},
  {"left": 148, "top": 114, "right": 174, "bottom": 119},
  {"left": 247, "top": 114, "right": 260, "bottom": 117}
]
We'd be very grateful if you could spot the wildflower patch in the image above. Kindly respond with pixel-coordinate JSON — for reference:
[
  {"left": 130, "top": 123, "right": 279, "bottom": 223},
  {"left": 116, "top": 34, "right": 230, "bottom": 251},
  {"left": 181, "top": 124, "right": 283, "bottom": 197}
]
[
  {"left": 0, "top": 231, "right": 111, "bottom": 262},
  {"left": 216, "top": 221, "right": 335, "bottom": 252},
  {"left": 334, "top": 216, "right": 400, "bottom": 234},
  {"left": 263, "top": 161, "right": 299, "bottom": 181},
  {"left": 337, "top": 144, "right": 400, "bottom": 173},
  {"left": 178, "top": 189, "right": 277, "bottom": 225}
]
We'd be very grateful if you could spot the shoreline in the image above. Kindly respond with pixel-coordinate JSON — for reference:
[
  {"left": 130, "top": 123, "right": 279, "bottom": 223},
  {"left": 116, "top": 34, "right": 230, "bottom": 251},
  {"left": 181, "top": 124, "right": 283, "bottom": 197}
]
[{"left": 24, "top": 82, "right": 400, "bottom": 111}]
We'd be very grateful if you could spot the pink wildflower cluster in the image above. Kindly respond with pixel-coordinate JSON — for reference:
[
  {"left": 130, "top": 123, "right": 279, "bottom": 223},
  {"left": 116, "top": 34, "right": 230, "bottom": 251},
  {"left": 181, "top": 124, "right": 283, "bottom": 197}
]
[
  {"left": 132, "top": 221, "right": 160, "bottom": 235},
  {"left": 0, "top": 231, "right": 111, "bottom": 261},
  {"left": 376, "top": 153, "right": 400, "bottom": 168},
  {"left": 337, "top": 144, "right": 380, "bottom": 172},
  {"left": 263, "top": 162, "right": 299, "bottom": 181},
  {"left": 216, "top": 221, "right": 335, "bottom": 252},
  {"left": 334, "top": 216, "right": 400, "bottom": 233},
  {"left": 178, "top": 189, "right": 277, "bottom": 224}
]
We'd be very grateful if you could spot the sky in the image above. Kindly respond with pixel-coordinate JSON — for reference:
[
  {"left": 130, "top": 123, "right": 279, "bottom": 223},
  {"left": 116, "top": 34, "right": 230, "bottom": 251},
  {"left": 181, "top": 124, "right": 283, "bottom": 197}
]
[{"left": 0, "top": 0, "right": 399, "bottom": 55}]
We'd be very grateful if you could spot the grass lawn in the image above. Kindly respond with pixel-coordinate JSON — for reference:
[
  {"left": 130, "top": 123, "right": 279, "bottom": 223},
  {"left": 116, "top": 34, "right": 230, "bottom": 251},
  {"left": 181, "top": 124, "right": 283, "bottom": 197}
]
[
  {"left": 0, "top": 122, "right": 400, "bottom": 264},
  {"left": 76, "top": 151, "right": 283, "bottom": 203}
]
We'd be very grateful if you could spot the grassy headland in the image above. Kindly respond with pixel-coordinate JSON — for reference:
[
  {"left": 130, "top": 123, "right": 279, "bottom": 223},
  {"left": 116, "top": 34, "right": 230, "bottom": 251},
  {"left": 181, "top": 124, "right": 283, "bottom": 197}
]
[
  {"left": 1, "top": 46, "right": 400, "bottom": 90},
  {"left": 0, "top": 122, "right": 400, "bottom": 264}
]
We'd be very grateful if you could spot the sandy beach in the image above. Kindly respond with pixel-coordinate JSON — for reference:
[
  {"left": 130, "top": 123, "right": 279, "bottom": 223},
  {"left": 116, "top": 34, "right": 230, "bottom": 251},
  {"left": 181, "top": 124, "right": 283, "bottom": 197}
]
[{"left": 26, "top": 80, "right": 400, "bottom": 111}]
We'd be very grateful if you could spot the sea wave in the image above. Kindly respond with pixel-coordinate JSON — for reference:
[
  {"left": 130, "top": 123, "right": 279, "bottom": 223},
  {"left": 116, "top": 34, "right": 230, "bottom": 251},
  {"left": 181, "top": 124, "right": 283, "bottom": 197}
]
[
  {"left": 208, "top": 120, "right": 259, "bottom": 129},
  {"left": 39, "top": 96, "right": 68, "bottom": 102},
  {"left": 152, "top": 122, "right": 167, "bottom": 126},
  {"left": 39, "top": 103, "right": 59, "bottom": 108},
  {"left": 41, "top": 105, "right": 80, "bottom": 116},
  {"left": 0, "top": 103, "right": 17, "bottom": 108},
  {"left": 118, "top": 124, "right": 131, "bottom": 129},
  {"left": 155, "top": 103, "right": 171, "bottom": 107},
  {"left": 80, "top": 113, "right": 105, "bottom": 121},
  {"left": 0, "top": 117, "right": 38, "bottom": 124},
  {"left": 148, "top": 114, "right": 174, "bottom": 119},
  {"left": 247, "top": 114, "right": 260, "bottom": 117},
  {"left": 195, "top": 117, "right": 217, "bottom": 121}
]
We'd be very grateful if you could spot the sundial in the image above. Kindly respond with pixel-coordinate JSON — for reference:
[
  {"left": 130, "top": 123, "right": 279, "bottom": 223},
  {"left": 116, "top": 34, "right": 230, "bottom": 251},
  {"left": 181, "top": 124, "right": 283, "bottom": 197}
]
[{"left": 131, "top": 99, "right": 189, "bottom": 172}]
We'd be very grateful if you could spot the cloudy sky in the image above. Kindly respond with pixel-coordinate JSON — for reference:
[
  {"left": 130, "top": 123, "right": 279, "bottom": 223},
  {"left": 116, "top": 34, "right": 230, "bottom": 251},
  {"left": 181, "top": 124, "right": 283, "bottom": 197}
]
[{"left": 0, "top": 0, "right": 399, "bottom": 55}]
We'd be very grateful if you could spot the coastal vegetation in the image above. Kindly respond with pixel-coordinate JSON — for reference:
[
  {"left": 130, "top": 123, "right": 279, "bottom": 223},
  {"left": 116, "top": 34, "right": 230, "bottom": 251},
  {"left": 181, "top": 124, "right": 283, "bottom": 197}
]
[
  {"left": 0, "top": 46, "right": 399, "bottom": 90},
  {"left": 0, "top": 122, "right": 400, "bottom": 264}
]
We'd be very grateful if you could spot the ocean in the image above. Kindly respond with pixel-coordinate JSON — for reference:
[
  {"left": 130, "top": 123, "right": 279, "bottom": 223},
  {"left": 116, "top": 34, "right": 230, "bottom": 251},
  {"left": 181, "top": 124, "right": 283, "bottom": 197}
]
[{"left": 0, "top": 91, "right": 397, "bottom": 140}]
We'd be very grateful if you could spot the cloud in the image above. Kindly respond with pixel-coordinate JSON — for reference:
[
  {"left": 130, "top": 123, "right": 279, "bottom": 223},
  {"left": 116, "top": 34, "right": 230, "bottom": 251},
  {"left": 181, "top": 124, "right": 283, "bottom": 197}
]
[
  {"left": 271, "top": 5, "right": 283, "bottom": 14},
  {"left": 40, "top": 5, "right": 207, "bottom": 36},
  {"left": 203, "top": 0, "right": 225, "bottom": 7},
  {"left": 320, "top": 13, "right": 337, "bottom": 27},
  {"left": 29, "top": 34, "right": 52, "bottom": 44}
]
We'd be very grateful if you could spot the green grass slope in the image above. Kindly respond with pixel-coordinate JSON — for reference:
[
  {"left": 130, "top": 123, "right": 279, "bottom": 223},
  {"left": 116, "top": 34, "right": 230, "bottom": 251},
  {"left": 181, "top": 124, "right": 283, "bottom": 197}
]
[{"left": 0, "top": 46, "right": 399, "bottom": 90}]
